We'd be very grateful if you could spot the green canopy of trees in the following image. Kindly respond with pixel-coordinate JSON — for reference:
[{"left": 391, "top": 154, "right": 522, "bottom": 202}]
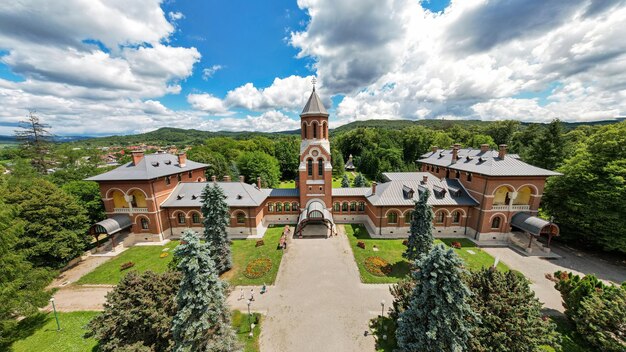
[{"left": 236, "top": 151, "right": 280, "bottom": 188}]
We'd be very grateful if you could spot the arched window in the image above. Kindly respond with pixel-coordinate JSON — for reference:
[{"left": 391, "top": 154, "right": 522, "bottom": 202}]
[
  {"left": 405, "top": 211, "right": 413, "bottom": 224},
  {"left": 307, "top": 159, "right": 313, "bottom": 176},
  {"left": 494, "top": 186, "right": 512, "bottom": 205},
  {"left": 333, "top": 202, "right": 340, "bottom": 212},
  {"left": 467, "top": 173, "right": 472, "bottom": 182},
  {"left": 452, "top": 211, "right": 461, "bottom": 224},
  {"left": 491, "top": 216, "right": 502, "bottom": 229},
  {"left": 192, "top": 213, "right": 201, "bottom": 224},
  {"left": 349, "top": 202, "right": 356, "bottom": 212},
  {"left": 276, "top": 202, "right": 283, "bottom": 212},
  {"left": 435, "top": 211, "right": 445, "bottom": 224},
  {"left": 293, "top": 202, "right": 299, "bottom": 212},
  {"left": 284, "top": 202, "right": 291, "bottom": 212},
  {"left": 318, "top": 158, "right": 324, "bottom": 176},
  {"left": 177, "top": 174, "right": 182, "bottom": 182},
  {"left": 268, "top": 203, "right": 274, "bottom": 212},
  {"left": 342, "top": 202, "right": 348, "bottom": 212},
  {"left": 236, "top": 212, "right": 246, "bottom": 224},
  {"left": 140, "top": 217, "right": 149, "bottom": 230},
  {"left": 177, "top": 213, "right": 185, "bottom": 225},
  {"left": 165, "top": 176, "right": 171, "bottom": 185},
  {"left": 322, "top": 123, "right": 326, "bottom": 139},
  {"left": 455, "top": 170, "right": 460, "bottom": 178},
  {"left": 387, "top": 211, "right": 398, "bottom": 224},
  {"left": 312, "top": 121, "right": 318, "bottom": 139},
  {"left": 188, "top": 171, "right": 193, "bottom": 178},
  {"left": 302, "top": 122, "right": 308, "bottom": 139},
  {"left": 445, "top": 169, "right": 450, "bottom": 178},
  {"left": 358, "top": 202, "right": 365, "bottom": 212}
]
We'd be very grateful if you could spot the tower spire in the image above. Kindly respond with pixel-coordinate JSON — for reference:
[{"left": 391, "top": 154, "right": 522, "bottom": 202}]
[{"left": 311, "top": 77, "right": 317, "bottom": 92}]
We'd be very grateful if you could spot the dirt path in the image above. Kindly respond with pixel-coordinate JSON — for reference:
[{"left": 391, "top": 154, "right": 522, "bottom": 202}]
[{"left": 227, "top": 224, "right": 392, "bottom": 352}]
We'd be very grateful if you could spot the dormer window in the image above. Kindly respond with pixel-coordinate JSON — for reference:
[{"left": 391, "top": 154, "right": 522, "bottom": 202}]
[
  {"left": 151, "top": 161, "right": 159, "bottom": 167},
  {"left": 164, "top": 160, "right": 172, "bottom": 165},
  {"left": 433, "top": 185, "right": 447, "bottom": 198},
  {"left": 402, "top": 185, "right": 415, "bottom": 199},
  {"left": 177, "top": 194, "right": 185, "bottom": 200},
  {"left": 177, "top": 174, "right": 182, "bottom": 182}
]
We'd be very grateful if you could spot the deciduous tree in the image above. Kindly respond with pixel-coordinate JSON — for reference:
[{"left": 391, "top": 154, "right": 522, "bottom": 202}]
[{"left": 236, "top": 151, "right": 280, "bottom": 187}]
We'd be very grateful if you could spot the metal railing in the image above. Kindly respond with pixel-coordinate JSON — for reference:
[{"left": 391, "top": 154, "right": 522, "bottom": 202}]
[{"left": 114, "top": 207, "right": 148, "bottom": 213}]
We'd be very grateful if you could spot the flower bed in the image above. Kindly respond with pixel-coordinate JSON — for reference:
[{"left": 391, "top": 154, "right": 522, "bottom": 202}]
[
  {"left": 120, "top": 261, "right": 135, "bottom": 271},
  {"left": 255, "top": 240, "right": 265, "bottom": 247},
  {"left": 364, "top": 256, "right": 392, "bottom": 277},
  {"left": 451, "top": 241, "right": 462, "bottom": 249},
  {"left": 244, "top": 257, "right": 272, "bottom": 279},
  {"left": 357, "top": 241, "right": 366, "bottom": 249}
]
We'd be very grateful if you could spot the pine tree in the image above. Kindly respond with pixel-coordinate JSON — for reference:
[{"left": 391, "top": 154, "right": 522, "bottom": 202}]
[
  {"left": 466, "top": 268, "right": 558, "bottom": 351},
  {"left": 172, "top": 230, "right": 240, "bottom": 352},
  {"left": 396, "top": 245, "right": 476, "bottom": 352},
  {"left": 14, "top": 111, "right": 53, "bottom": 174},
  {"left": 353, "top": 173, "right": 366, "bottom": 187},
  {"left": 341, "top": 174, "right": 350, "bottom": 188},
  {"left": 403, "top": 189, "right": 434, "bottom": 262},
  {"left": 201, "top": 182, "right": 232, "bottom": 273},
  {"left": 527, "top": 119, "right": 565, "bottom": 170}
]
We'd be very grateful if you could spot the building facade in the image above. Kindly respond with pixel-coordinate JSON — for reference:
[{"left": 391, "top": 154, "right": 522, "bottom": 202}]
[{"left": 88, "top": 88, "right": 560, "bottom": 248}]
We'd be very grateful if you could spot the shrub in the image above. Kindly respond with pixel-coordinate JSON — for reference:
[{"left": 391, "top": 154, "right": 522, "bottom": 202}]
[
  {"left": 244, "top": 258, "right": 272, "bottom": 279},
  {"left": 364, "top": 256, "right": 392, "bottom": 276},
  {"left": 451, "top": 241, "right": 462, "bottom": 249},
  {"left": 402, "top": 239, "right": 408, "bottom": 246},
  {"left": 120, "top": 261, "right": 135, "bottom": 271},
  {"left": 255, "top": 240, "right": 265, "bottom": 247},
  {"left": 357, "top": 241, "right": 366, "bottom": 249}
]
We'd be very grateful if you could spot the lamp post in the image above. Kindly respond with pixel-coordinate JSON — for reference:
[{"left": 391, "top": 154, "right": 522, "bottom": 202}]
[
  {"left": 247, "top": 299, "right": 252, "bottom": 334},
  {"left": 547, "top": 216, "right": 555, "bottom": 248},
  {"left": 380, "top": 299, "right": 385, "bottom": 317},
  {"left": 50, "top": 298, "right": 60, "bottom": 331}
]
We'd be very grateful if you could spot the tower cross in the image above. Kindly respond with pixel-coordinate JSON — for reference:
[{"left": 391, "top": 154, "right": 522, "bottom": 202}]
[{"left": 311, "top": 77, "right": 317, "bottom": 91}]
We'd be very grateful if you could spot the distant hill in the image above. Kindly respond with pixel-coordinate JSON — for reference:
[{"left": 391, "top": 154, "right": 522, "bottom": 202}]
[
  {"left": 70, "top": 117, "right": 625, "bottom": 147},
  {"left": 74, "top": 127, "right": 300, "bottom": 147}
]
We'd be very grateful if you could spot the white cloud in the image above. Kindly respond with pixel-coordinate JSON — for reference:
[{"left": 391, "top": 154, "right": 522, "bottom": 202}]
[
  {"left": 200, "top": 110, "right": 300, "bottom": 132},
  {"left": 225, "top": 75, "right": 320, "bottom": 111},
  {"left": 186, "top": 93, "right": 230, "bottom": 115},
  {"left": 202, "top": 64, "right": 223, "bottom": 80},
  {"left": 291, "top": 0, "right": 626, "bottom": 123}
]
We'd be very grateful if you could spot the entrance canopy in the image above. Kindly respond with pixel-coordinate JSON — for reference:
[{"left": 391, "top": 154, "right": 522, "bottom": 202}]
[
  {"left": 510, "top": 212, "right": 559, "bottom": 237},
  {"left": 90, "top": 214, "right": 132, "bottom": 236},
  {"left": 295, "top": 201, "right": 335, "bottom": 237}
]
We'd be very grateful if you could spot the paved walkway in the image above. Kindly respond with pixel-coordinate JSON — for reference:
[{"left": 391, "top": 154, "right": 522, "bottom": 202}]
[
  {"left": 483, "top": 244, "right": 626, "bottom": 314},
  {"left": 227, "top": 224, "right": 392, "bottom": 352}
]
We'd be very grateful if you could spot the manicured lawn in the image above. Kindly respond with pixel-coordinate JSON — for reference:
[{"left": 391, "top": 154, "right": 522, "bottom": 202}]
[
  {"left": 10, "top": 311, "right": 262, "bottom": 352},
  {"left": 10, "top": 311, "right": 99, "bottom": 352},
  {"left": 277, "top": 180, "right": 296, "bottom": 188},
  {"left": 76, "top": 240, "right": 179, "bottom": 285},
  {"left": 344, "top": 224, "right": 508, "bottom": 284},
  {"left": 222, "top": 225, "right": 289, "bottom": 286},
  {"left": 232, "top": 310, "right": 263, "bottom": 352}
]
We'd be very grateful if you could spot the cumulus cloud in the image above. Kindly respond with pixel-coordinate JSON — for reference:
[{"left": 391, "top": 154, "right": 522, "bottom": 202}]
[
  {"left": 200, "top": 110, "right": 300, "bottom": 132},
  {"left": 187, "top": 93, "right": 230, "bottom": 115},
  {"left": 291, "top": 0, "right": 626, "bottom": 123},
  {"left": 225, "top": 75, "right": 321, "bottom": 111}
]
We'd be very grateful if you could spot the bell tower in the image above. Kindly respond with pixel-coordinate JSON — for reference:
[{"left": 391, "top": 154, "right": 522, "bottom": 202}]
[{"left": 298, "top": 82, "right": 333, "bottom": 209}]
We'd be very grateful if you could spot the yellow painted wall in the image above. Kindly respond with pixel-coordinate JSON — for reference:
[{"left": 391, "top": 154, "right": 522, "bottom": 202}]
[
  {"left": 112, "top": 191, "right": 128, "bottom": 208},
  {"left": 514, "top": 186, "right": 532, "bottom": 205},
  {"left": 493, "top": 186, "right": 510, "bottom": 205},
  {"left": 131, "top": 190, "right": 147, "bottom": 208}
]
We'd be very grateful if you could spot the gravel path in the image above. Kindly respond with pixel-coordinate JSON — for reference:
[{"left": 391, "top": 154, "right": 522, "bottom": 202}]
[{"left": 227, "top": 224, "right": 393, "bottom": 352}]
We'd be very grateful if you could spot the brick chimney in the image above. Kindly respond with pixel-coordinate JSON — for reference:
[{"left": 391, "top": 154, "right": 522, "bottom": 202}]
[
  {"left": 211, "top": 175, "right": 217, "bottom": 182},
  {"left": 498, "top": 144, "right": 507, "bottom": 159},
  {"left": 431, "top": 146, "right": 438, "bottom": 153},
  {"left": 177, "top": 152, "right": 187, "bottom": 167},
  {"left": 422, "top": 175, "right": 428, "bottom": 184},
  {"left": 371, "top": 182, "right": 377, "bottom": 195},
  {"left": 131, "top": 151, "right": 144, "bottom": 166},
  {"left": 256, "top": 177, "right": 262, "bottom": 189},
  {"left": 223, "top": 175, "right": 231, "bottom": 182},
  {"left": 480, "top": 144, "right": 490, "bottom": 153},
  {"left": 239, "top": 175, "right": 245, "bottom": 183},
  {"left": 452, "top": 146, "right": 459, "bottom": 164},
  {"left": 453, "top": 143, "right": 461, "bottom": 149}
]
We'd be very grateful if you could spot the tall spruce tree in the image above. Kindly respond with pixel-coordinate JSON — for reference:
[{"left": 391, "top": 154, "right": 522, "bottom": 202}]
[
  {"left": 396, "top": 245, "right": 475, "bottom": 352},
  {"left": 403, "top": 189, "right": 434, "bottom": 262},
  {"left": 172, "top": 230, "right": 240, "bottom": 352},
  {"left": 527, "top": 119, "right": 565, "bottom": 170},
  {"left": 201, "top": 182, "right": 232, "bottom": 273},
  {"left": 341, "top": 174, "right": 350, "bottom": 188},
  {"left": 353, "top": 173, "right": 366, "bottom": 187},
  {"left": 466, "top": 268, "right": 558, "bottom": 351}
]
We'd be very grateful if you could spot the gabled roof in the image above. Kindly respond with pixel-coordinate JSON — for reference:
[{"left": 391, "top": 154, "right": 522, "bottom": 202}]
[
  {"left": 264, "top": 188, "right": 299, "bottom": 198},
  {"left": 300, "top": 88, "right": 329, "bottom": 117},
  {"left": 161, "top": 182, "right": 269, "bottom": 208},
  {"left": 86, "top": 153, "right": 208, "bottom": 181},
  {"left": 418, "top": 148, "right": 561, "bottom": 177}
]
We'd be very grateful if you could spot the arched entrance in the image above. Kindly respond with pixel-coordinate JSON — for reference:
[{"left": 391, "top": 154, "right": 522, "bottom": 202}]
[{"left": 295, "top": 200, "right": 336, "bottom": 238}]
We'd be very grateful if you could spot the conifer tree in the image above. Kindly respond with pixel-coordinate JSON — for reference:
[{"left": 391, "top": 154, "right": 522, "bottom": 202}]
[
  {"left": 341, "top": 174, "right": 350, "bottom": 188},
  {"left": 14, "top": 111, "right": 52, "bottom": 174},
  {"left": 172, "top": 230, "right": 240, "bottom": 352},
  {"left": 353, "top": 173, "right": 366, "bottom": 187},
  {"left": 201, "top": 182, "right": 232, "bottom": 273},
  {"left": 396, "top": 245, "right": 475, "bottom": 352},
  {"left": 527, "top": 119, "right": 564, "bottom": 170},
  {"left": 403, "top": 189, "right": 434, "bottom": 262}
]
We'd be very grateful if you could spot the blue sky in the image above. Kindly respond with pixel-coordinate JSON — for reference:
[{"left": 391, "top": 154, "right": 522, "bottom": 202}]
[{"left": 0, "top": 0, "right": 624, "bottom": 135}]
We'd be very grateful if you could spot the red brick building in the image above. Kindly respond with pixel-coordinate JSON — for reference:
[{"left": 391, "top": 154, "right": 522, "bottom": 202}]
[{"left": 88, "top": 88, "right": 560, "bottom": 249}]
